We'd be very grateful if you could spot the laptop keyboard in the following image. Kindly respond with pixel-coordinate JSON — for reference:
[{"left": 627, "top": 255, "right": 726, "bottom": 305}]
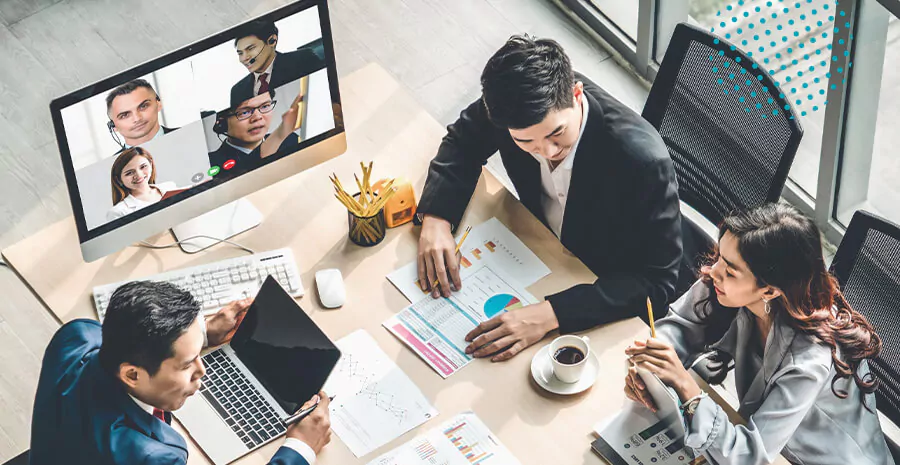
[{"left": 199, "top": 350, "right": 287, "bottom": 449}]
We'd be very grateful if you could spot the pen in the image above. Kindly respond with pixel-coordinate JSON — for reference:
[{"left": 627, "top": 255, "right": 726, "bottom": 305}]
[
  {"left": 646, "top": 297, "right": 656, "bottom": 338},
  {"left": 283, "top": 395, "right": 335, "bottom": 426},
  {"left": 431, "top": 225, "right": 473, "bottom": 290}
]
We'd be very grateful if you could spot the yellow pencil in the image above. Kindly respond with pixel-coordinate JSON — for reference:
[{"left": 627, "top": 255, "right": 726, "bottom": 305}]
[
  {"left": 430, "top": 225, "right": 473, "bottom": 290},
  {"left": 647, "top": 297, "right": 656, "bottom": 338}
]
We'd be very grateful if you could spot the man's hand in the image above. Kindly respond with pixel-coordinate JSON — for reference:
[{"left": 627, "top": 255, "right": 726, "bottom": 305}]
[
  {"left": 286, "top": 391, "right": 332, "bottom": 455},
  {"left": 260, "top": 90, "right": 305, "bottom": 158},
  {"left": 464, "top": 301, "right": 559, "bottom": 362},
  {"left": 205, "top": 298, "right": 251, "bottom": 347},
  {"left": 417, "top": 215, "right": 461, "bottom": 298}
]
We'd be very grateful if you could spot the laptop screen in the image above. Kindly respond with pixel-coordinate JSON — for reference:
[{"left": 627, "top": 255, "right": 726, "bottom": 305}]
[{"left": 230, "top": 276, "right": 340, "bottom": 414}]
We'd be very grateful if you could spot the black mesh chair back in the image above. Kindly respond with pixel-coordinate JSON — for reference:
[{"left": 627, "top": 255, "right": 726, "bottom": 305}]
[
  {"left": 643, "top": 22, "right": 802, "bottom": 225},
  {"left": 830, "top": 210, "right": 900, "bottom": 431},
  {"left": 643, "top": 23, "right": 803, "bottom": 299}
]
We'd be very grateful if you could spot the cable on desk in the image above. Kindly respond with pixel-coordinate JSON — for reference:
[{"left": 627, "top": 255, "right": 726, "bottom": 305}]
[{"left": 136, "top": 235, "right": 256, "bottom": 255}]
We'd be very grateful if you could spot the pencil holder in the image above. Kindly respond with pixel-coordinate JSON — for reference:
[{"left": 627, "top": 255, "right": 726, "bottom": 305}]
[{"left": 347, "top": 193, "right": 387, "bottom": 246}]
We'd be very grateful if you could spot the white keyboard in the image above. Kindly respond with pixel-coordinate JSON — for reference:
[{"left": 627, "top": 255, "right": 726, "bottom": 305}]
[{"left": 92, "top": 248, "right": 303, "bottom": 320}]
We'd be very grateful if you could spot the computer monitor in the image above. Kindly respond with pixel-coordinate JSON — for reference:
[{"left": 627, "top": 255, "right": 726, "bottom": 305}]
[{"left": 50, "top": 0, "right": 345, "bottom": 262}]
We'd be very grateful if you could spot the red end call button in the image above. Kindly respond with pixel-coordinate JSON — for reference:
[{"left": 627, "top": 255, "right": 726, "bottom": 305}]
[{"left": 223, "top": 159, "right": 236, "bottom": 170}]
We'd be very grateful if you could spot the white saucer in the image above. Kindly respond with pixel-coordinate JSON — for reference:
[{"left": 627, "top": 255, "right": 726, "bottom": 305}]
[{"left": 530, "top": 343, "right": 599, "bottom": 395}]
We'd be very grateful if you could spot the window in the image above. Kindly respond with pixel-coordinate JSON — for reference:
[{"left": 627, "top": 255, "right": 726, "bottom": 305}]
[
  {"left": 835, "top": 11, "right": 900, "bottom": 225},
  {"left": 587, "top": 0, "right": 640, "bottom": 40}
]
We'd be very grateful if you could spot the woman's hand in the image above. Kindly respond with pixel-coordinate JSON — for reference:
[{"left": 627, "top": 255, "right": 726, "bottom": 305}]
[
  {"left": 625, "top": 362, "right": 658, "bottom": 412},
  {"left": 625, "top": 338, "right": 702, "bottom": 402}
]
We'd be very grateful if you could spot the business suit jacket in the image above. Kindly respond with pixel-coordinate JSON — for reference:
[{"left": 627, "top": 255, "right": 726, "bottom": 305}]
[
  {"left": 230, "top": 49, "right": 325, "bottom": 104},
  {"left": 208, "top": 133, "right": 301, "bottom": 180},
  {"left": 657, "top": 281, "right": 893, "bottom": 465},
  {"left": 30, "top": 320, "right": 309, "bottom": 465},
  {"left": 417, "top": 74, "right": 682, "bottom": 332}
]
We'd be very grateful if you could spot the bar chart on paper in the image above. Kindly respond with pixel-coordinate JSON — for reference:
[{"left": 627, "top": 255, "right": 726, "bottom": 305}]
[
  {"left": 387, "top": 218, "right": 550, "bottom": 302},
  {"left": 367, "top": 412, "right": 521, "bottom": 465},
  {"left": 443, "top": 420, "right": 495, "bottom": 464}
]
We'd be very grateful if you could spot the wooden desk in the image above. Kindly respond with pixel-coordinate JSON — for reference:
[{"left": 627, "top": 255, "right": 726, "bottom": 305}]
[{"left": 3, "top": 64, "right": 787, "bottom": 465}]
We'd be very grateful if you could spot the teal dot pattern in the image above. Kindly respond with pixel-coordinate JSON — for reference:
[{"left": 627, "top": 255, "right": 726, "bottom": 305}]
[{"left": 708, "top": 0, "right": 850, "bottom": 119}]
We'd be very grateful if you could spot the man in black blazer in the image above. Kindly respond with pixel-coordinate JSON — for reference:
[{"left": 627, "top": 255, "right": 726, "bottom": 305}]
[
  {"left": 416, "top": 36, "right": 682, "bottom": 361},
  {"left": 230, "top": 19, "right": 325, "bottom": 105},
  {"left": 208, "top": 87, "right": 303, "bottom": 181},
  {"left": 30, "top": 281, "right": 331, "bottom": 464},
  {"left": 106, "top": 79, "right": 179, "bottom": 154}
]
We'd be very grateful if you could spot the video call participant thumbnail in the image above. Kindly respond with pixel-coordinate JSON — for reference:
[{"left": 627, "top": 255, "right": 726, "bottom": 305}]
[
  {"left": 106, "top": 79, "right": 178, "bottom": 153},
  {"left": 230, "top": 19, "right": 325, "bottom": 103},
  {"left": 208, "top": 88, "right": 304, "bottom": 180},
  {"left": 107, "top": 147, "right": 177, "bottom": 222}
]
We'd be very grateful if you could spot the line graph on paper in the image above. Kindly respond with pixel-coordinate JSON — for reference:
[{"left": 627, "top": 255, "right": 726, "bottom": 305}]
[
  {"left": 323, "top": 330, "right": 438, "bottom": 458},
  {"left": 335, "top": 353, "right": 413, "bottom": 424}
]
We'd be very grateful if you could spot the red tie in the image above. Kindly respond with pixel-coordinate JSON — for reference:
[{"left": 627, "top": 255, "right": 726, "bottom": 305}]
[
  {"left": 152, "top": 408, "right": 167, "bottom": 423},
  {"left": 257, "top": 73, "right": 270, "bottom": 95}
]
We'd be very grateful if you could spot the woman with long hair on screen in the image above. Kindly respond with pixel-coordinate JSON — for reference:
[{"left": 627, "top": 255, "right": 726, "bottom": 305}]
[
  {"left": 623, "top": 203, "right": 892, "bottom": 464},
  {"left": 106, "top": 147, "right": 177, "bottom": 222}
]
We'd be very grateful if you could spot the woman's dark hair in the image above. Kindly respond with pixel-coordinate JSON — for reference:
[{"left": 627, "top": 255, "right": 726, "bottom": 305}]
[
  {"left": 99, "top": 281, "right": 200, "bottom": 376},
  {"left": 110, "top": 146, "right": 156, "bottom": 205},
  {"left": 700, "top": 203, "right": 882, "bottom": 404},
  {"left": 480, "top": 35, "right": 575, "bottom": 129}
]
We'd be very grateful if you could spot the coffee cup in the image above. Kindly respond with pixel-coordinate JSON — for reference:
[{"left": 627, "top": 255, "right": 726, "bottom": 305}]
[{"left": 548, "top": 335, "right": 591, "bottom": 383}]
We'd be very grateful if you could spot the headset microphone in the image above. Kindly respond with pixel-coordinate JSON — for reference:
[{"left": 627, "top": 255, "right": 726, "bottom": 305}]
[
  {"left": 107, "top": 120, "right": 125, "bottom": 149},
  {"left": 247, "top": 37, "right": 276, "bottom": 65}
]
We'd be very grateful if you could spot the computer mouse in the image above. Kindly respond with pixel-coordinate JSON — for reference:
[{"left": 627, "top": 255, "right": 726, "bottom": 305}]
[{"left": 315, "top": 268, "right": 345, "bottom": 308}]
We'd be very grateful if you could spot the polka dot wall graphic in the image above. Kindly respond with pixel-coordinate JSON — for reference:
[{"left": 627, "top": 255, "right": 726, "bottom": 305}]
[{"left": 708, "top": 0, "right": 852, "bottom": 119}]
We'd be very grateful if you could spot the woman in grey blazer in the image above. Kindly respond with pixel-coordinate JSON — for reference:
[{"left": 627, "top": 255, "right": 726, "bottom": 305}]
[{"left": 624, "top": 203, "right": 893, "bottom": 465}]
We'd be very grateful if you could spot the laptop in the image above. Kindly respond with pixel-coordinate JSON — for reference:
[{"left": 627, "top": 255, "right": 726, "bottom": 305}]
[{"left": 178, "top": 276, "right": 341, "bottom": 465}]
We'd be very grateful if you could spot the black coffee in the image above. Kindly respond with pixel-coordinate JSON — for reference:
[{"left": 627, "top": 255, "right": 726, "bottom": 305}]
[{"left": 553, "top": 346, "right": 585, "bottom": 365}]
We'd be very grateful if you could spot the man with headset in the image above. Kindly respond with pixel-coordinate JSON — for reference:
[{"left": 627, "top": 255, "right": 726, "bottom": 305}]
[
  {"left": 207, "top": 87, "right": 303, "bottom": 180},
  {"left": 230, "top": 19, "right": 325, "bottom": 104},
  {"left": 106, "top": 79, "right": 178, "bottom": 153}
]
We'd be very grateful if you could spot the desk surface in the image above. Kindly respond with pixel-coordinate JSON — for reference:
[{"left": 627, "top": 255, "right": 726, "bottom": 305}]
[{"left": 3, "top": 63, "right": 787, "bottom": 465}]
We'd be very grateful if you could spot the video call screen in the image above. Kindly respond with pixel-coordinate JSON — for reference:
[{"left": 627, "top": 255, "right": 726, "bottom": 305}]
[{"left": 54, "top": 3, "right": 339, "bottom": 233}]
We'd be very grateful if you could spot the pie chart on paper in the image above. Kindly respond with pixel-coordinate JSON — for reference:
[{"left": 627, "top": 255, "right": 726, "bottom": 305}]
[{"left": 483, "top": 294, "right": 524, "bottom": 318}]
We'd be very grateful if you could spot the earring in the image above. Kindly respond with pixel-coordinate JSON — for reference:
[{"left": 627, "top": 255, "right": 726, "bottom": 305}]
[{"left": 763, "top": 299, "right": 771, "bottom": 315}]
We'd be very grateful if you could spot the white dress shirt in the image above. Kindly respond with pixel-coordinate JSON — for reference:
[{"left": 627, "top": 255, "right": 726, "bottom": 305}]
[
  {"left": 106, "top": 181, "right": 177, "bottom": 222},
  {"left": 529, "top": 97, "right": 589, "bottom": 238},
  {"left": 254, "top": 60, "right": 276, "bottom": 95},
  {"left": 226, "top": 139, "right": 255, "bottom": 154}
]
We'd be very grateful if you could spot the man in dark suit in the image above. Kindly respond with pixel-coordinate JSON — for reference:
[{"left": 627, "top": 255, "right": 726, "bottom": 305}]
[
  {"left": 106, "top": 79, "right": 179, "bottom": 154},
  {"left": 416, "top": 35, "right": 682, "bottom": 361},
  {"left": 207, "top": 87, "right": 303, "bottom": 181},
  {"left": 30, "top": 281, "right": 331, "bottom": 465},
  {"left": 229, "top": 19, "right": 325, "bottom": 106}
]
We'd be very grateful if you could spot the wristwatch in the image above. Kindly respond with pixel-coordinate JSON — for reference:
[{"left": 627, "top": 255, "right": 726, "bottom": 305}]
[{"left": 681, "top": 391, "right": 708, "bottom": 423}]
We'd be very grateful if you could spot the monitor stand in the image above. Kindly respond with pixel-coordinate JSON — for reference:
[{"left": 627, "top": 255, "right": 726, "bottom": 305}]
[{"left": 170, "top": 198, "right": 262, "bottom": 253}]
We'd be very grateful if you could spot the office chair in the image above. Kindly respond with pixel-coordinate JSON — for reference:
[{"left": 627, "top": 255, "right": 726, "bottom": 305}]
[
  {"left": 830, "top": 210, "right": 900, "bottom": 461},
  {"left": 1, "top": 449, "right": 29, "bottom": 465},
  {"left": 642, "top": 22, "right": 803, "bottom": 302}
]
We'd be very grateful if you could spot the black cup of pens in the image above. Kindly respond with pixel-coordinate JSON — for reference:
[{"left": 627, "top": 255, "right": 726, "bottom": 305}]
[{"left": 347, "top": 193, "right": 387, "bottom": 246}]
